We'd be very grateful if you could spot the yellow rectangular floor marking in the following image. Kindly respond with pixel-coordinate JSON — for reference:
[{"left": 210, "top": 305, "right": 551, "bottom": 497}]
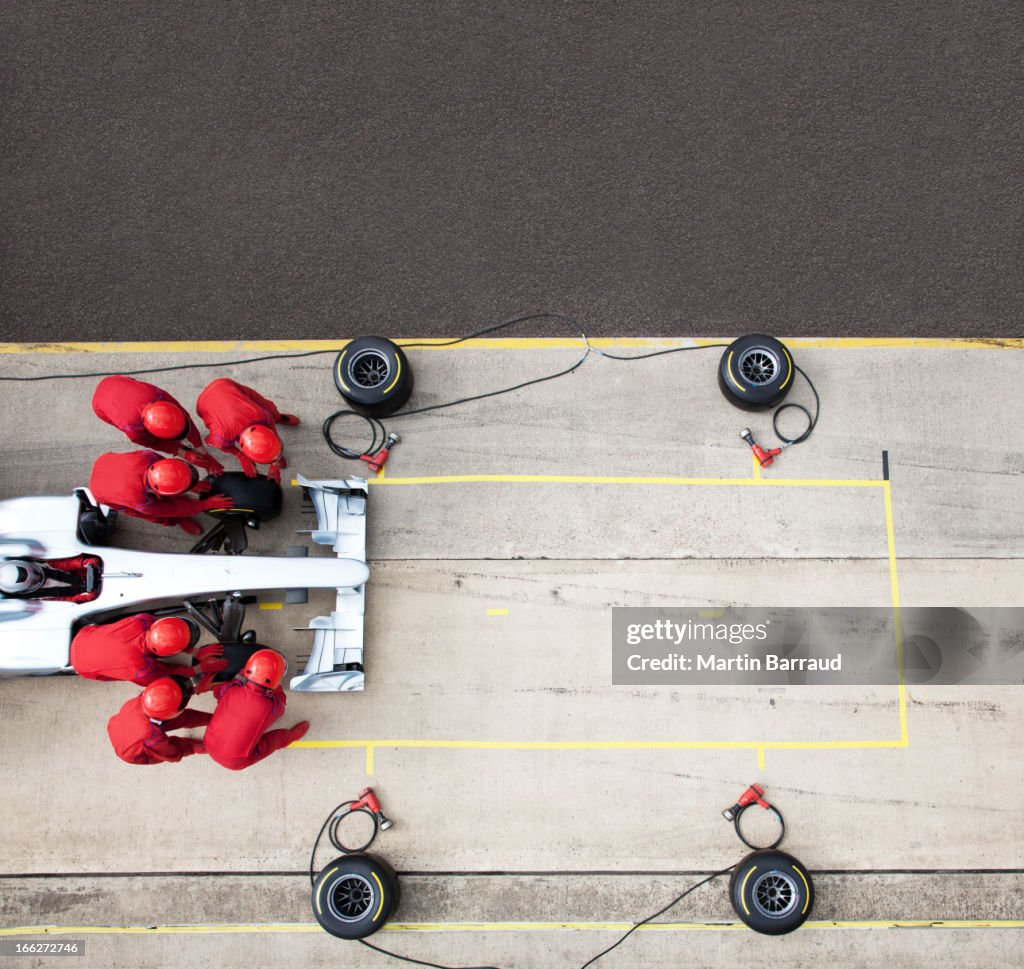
[
  {"left": 4, "top": 920, "right": 1023, "bottom": 937},
  {"left": 291, "top": 472, "right": 909, "bottom": 757},
  {"left": 365, "top": 746, "right": 374, "bottom": 775},
  {"left": 487, "top": 608, "right": 509, "bottom": 616},
  {"left": 752, "top": 454, "right": 762, "bottom": 481},
  {"left": 258, "top": 603, "right": 283, "bottom": 611}
]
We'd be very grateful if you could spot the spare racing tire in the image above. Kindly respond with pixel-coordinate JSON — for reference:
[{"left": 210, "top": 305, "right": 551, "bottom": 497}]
[
  {"left": 312, "top": 853, "right": 400, "bottom": 940},
  {"left": 729, "top": 849, "right": 814, "bottom": 935},
  {"left": 334, "top": 336, "right": 414, "bottom": 417},
  {"left": 203, "top": 472, "right": 283, "bottom": 522},
  {"left": 718, "top": 334, "right": 794, "bottom": 411}
]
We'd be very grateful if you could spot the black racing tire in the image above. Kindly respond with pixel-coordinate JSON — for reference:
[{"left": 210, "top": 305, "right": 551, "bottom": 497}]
[
  {"left": 334, "top": 336, "right": 414, "bottom": 417},
  {"left": 312, "top": 853, "right": 400, "bottom": 940},
  {"left": 718, "top": 334, "right": 795, "bottom": 411},
  {"left": 203, "top": 472, "right": 283, "bottom": 522},
  {"left": 729, "top": 850, "right": 814, "bottom": 935}
]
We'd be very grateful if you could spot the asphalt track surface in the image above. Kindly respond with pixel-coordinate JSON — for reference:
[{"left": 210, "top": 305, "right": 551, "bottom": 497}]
[{"left": 2, "top": 2, "right": 1022, "bottom": 343}]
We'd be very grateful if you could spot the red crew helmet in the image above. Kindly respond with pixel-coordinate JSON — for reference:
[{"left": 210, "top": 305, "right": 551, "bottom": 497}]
[
  {"left": 141, "top": 677, "right": 186, "bottom": 719},
  {"left": 242, "top": 649, "right": 287, "bottom": 689},
  {"left": 238, "top": 425, "right": 282, "bottom": 464},
  {"left": 141, "top": 400, "right": 187, "bottom": 439},
  {"left": 146, "top": 457, "right": 198, "bottom": 496},
  {"left": 145, "top": 616, "right": 197, "bottom": 656}
]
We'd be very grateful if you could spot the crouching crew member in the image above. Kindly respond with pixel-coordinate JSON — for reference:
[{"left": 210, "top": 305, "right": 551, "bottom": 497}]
[
  {"left": 88, "top": 451, "right": 234, "bottom": 535},
  {"left": 196, "top": 378, "right": 299, "bottom": 484},
  {"left": 107, "top": 675, "right": 211, "bottom": 765},
  {"left": 92, "top": 375, "right": 224, "bottom": 474},
  {"left": 71, "top": 614, "right": 199, "bottom": 685},
  {"left": 204, "top": 649, "right": 308, "bottom": 770}
]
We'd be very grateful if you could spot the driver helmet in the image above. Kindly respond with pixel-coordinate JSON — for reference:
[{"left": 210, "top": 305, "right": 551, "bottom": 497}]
[{"left": 0, "top": 560, "right": 48, "bottom": 596}]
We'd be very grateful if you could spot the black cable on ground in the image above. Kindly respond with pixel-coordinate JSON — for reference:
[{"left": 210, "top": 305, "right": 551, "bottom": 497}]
[
  {"left": 0, "top": 347, "right": 342, "bottom": 382},
  {"left": 771, "top": 364, "right": 819, "bottom": 447},
  {"left": 322, "top": 314, "right": 736, "bottom": 461}
]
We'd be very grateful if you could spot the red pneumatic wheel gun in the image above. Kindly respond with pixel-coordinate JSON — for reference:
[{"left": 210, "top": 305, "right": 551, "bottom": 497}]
[{"left": 722, "top": 783, "right": 786, "bottom": 849}]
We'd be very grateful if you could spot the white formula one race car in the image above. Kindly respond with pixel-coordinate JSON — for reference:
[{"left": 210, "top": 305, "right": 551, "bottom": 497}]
[{"left": 0, "top": 473, "right": 369, "bottom": 692}]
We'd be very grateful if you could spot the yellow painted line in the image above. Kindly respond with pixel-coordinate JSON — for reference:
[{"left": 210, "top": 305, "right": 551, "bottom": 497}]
[
  {"left": 365, "top": 746, "right": 374, "bottom": 776},
  {"left": 293, "top": 738, "right": 907, "bottom": 751},
  {"left": 757, "top": 747, "right": 766, "bottom": 771},
  {"left": 368, "top": 474, "right": 885, "bottom": 488},
  {"left": 883, "top": 480, "right": 909, "bottom": 745},
  {"left": 258, "top": 603, "right": 283, "bottom": 611},
  {"left": 487, "top": 608, "right": 509, "bottom": 616},
  {"left": 4, "top": 920, "right": 1023, "bottom": 937},
  {"left": 752, "top": 453, "right": 762, "bottom": 481},
  {"left": 0, "top": 337, "right": 1020, "bottom": 354}
]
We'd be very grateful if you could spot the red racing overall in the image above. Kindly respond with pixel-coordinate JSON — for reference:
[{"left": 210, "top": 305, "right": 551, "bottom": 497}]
[
  {"left": 71, "top": 614, "right": 189, "bottom": 685},
  {"left": 92, "top": 375, "right": 204, "bottom": 454},
  {"left": 196, "top": 378, "right": 286, "bottom": 466},
  {"left": 107, "top": 695, "right": 211, "bottom": 765},
  {"left": 88, "top": 451, "right": 213, "bottom": 527},
  {"left": 204, "top": 680, "right": 295, "bottom": 770}
]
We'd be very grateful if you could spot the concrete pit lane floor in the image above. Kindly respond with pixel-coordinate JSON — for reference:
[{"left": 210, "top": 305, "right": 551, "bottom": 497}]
[{"left": 0, "top": 338, "right": 1022, "bottom": 968}]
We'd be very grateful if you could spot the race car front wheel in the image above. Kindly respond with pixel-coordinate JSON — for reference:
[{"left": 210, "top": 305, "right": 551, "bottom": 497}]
[
  {"left": 312, "top": 853, "right": 400, "bottom": 940},
  {"left": 334, "top": 337, "right": 414, "bottom": 417},
  {"left": 718, "top": 334, "right": 795, "bottom": 411},
  {"left": 729, "top": 849, "right": 814, "bottom": 935}
]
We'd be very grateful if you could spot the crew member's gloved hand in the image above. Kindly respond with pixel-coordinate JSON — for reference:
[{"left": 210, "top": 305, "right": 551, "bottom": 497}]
[
  {"left": 193, "top": 671, "right": 219, "bottom": 694},
  {"left": 194, "top": 644, "right": 228, "bottom": 673},
  {"left": 179, "top": 519, "right": 204, "bottom": 536},
  {"left": 279, "top": 414, "right": 301, "bottom": 426},
  {"left": 237, "top": 455, "right": 259, "bottom": 478},
  {"left": 201, "top": 495, "right": 235, "bottom": 512},
  {"left": 286, "top": 721, "right": 310, "bottom": 743},
  {"left": 192, "top": 479, "right": 214, "bottom": 495},
  {"left": 191, "top": 740, "right": 207, "bottom": 755},
  {"left": 183, "top": 449, "right": 225, "bottom": 476},
  {"left": 267, "top": 459, "right": 285, "bottom": 485}
]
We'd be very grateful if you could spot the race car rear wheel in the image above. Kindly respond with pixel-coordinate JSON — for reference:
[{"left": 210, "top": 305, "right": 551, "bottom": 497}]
[
  {"left": 312, "top": 853, "right": 400, "bottom": 939},
  {"left": 334, "top": 337, "right": 414, "bottom": 417},
  {"left": 203, "top": 472, "right": 283, "bottom": 522}
]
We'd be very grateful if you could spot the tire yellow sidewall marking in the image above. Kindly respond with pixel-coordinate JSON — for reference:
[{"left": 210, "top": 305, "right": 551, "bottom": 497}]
[
  {"left": 371, "top": 871, "right": 385, "bottom": 922},
  {"left": 793, "top": 864, "right": 811, "bottom": 914},
  {"left": 739, "top": 865, "right": 757, "bottom": 916},
  {"left": 779, "top": 347, "right": 793, "bottom": 390},
  {"left": 726, "top": 351, "right": 746, "bottom": 392},
  {"left": 382, "top": 355, "right": 401, "bottom": 395},
  {"left": 314, "top": 866, "right": 339, "bottom": 917},
  {"left": 335, "top": 351, "right": 350, "bottom": 393}
]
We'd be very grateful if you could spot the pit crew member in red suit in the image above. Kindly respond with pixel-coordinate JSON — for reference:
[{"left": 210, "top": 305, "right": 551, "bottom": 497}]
[
  {"left": 203, "top": 649, "right": 309, "bottom": 770},
  {"left": 195, "top": 378, "right": 299, "bottom": 484},
  {"left": 106, "top": 675, "right": 211, "bottom": 765},
  {"left": 92, "top": 375, "right": 224, "bottom": 474},
  {"left": 71, "top": 615, "right": 199, "bottom": 685},
  {"left": 88, "top": 451, "right": 233, "bottom": 535}
]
